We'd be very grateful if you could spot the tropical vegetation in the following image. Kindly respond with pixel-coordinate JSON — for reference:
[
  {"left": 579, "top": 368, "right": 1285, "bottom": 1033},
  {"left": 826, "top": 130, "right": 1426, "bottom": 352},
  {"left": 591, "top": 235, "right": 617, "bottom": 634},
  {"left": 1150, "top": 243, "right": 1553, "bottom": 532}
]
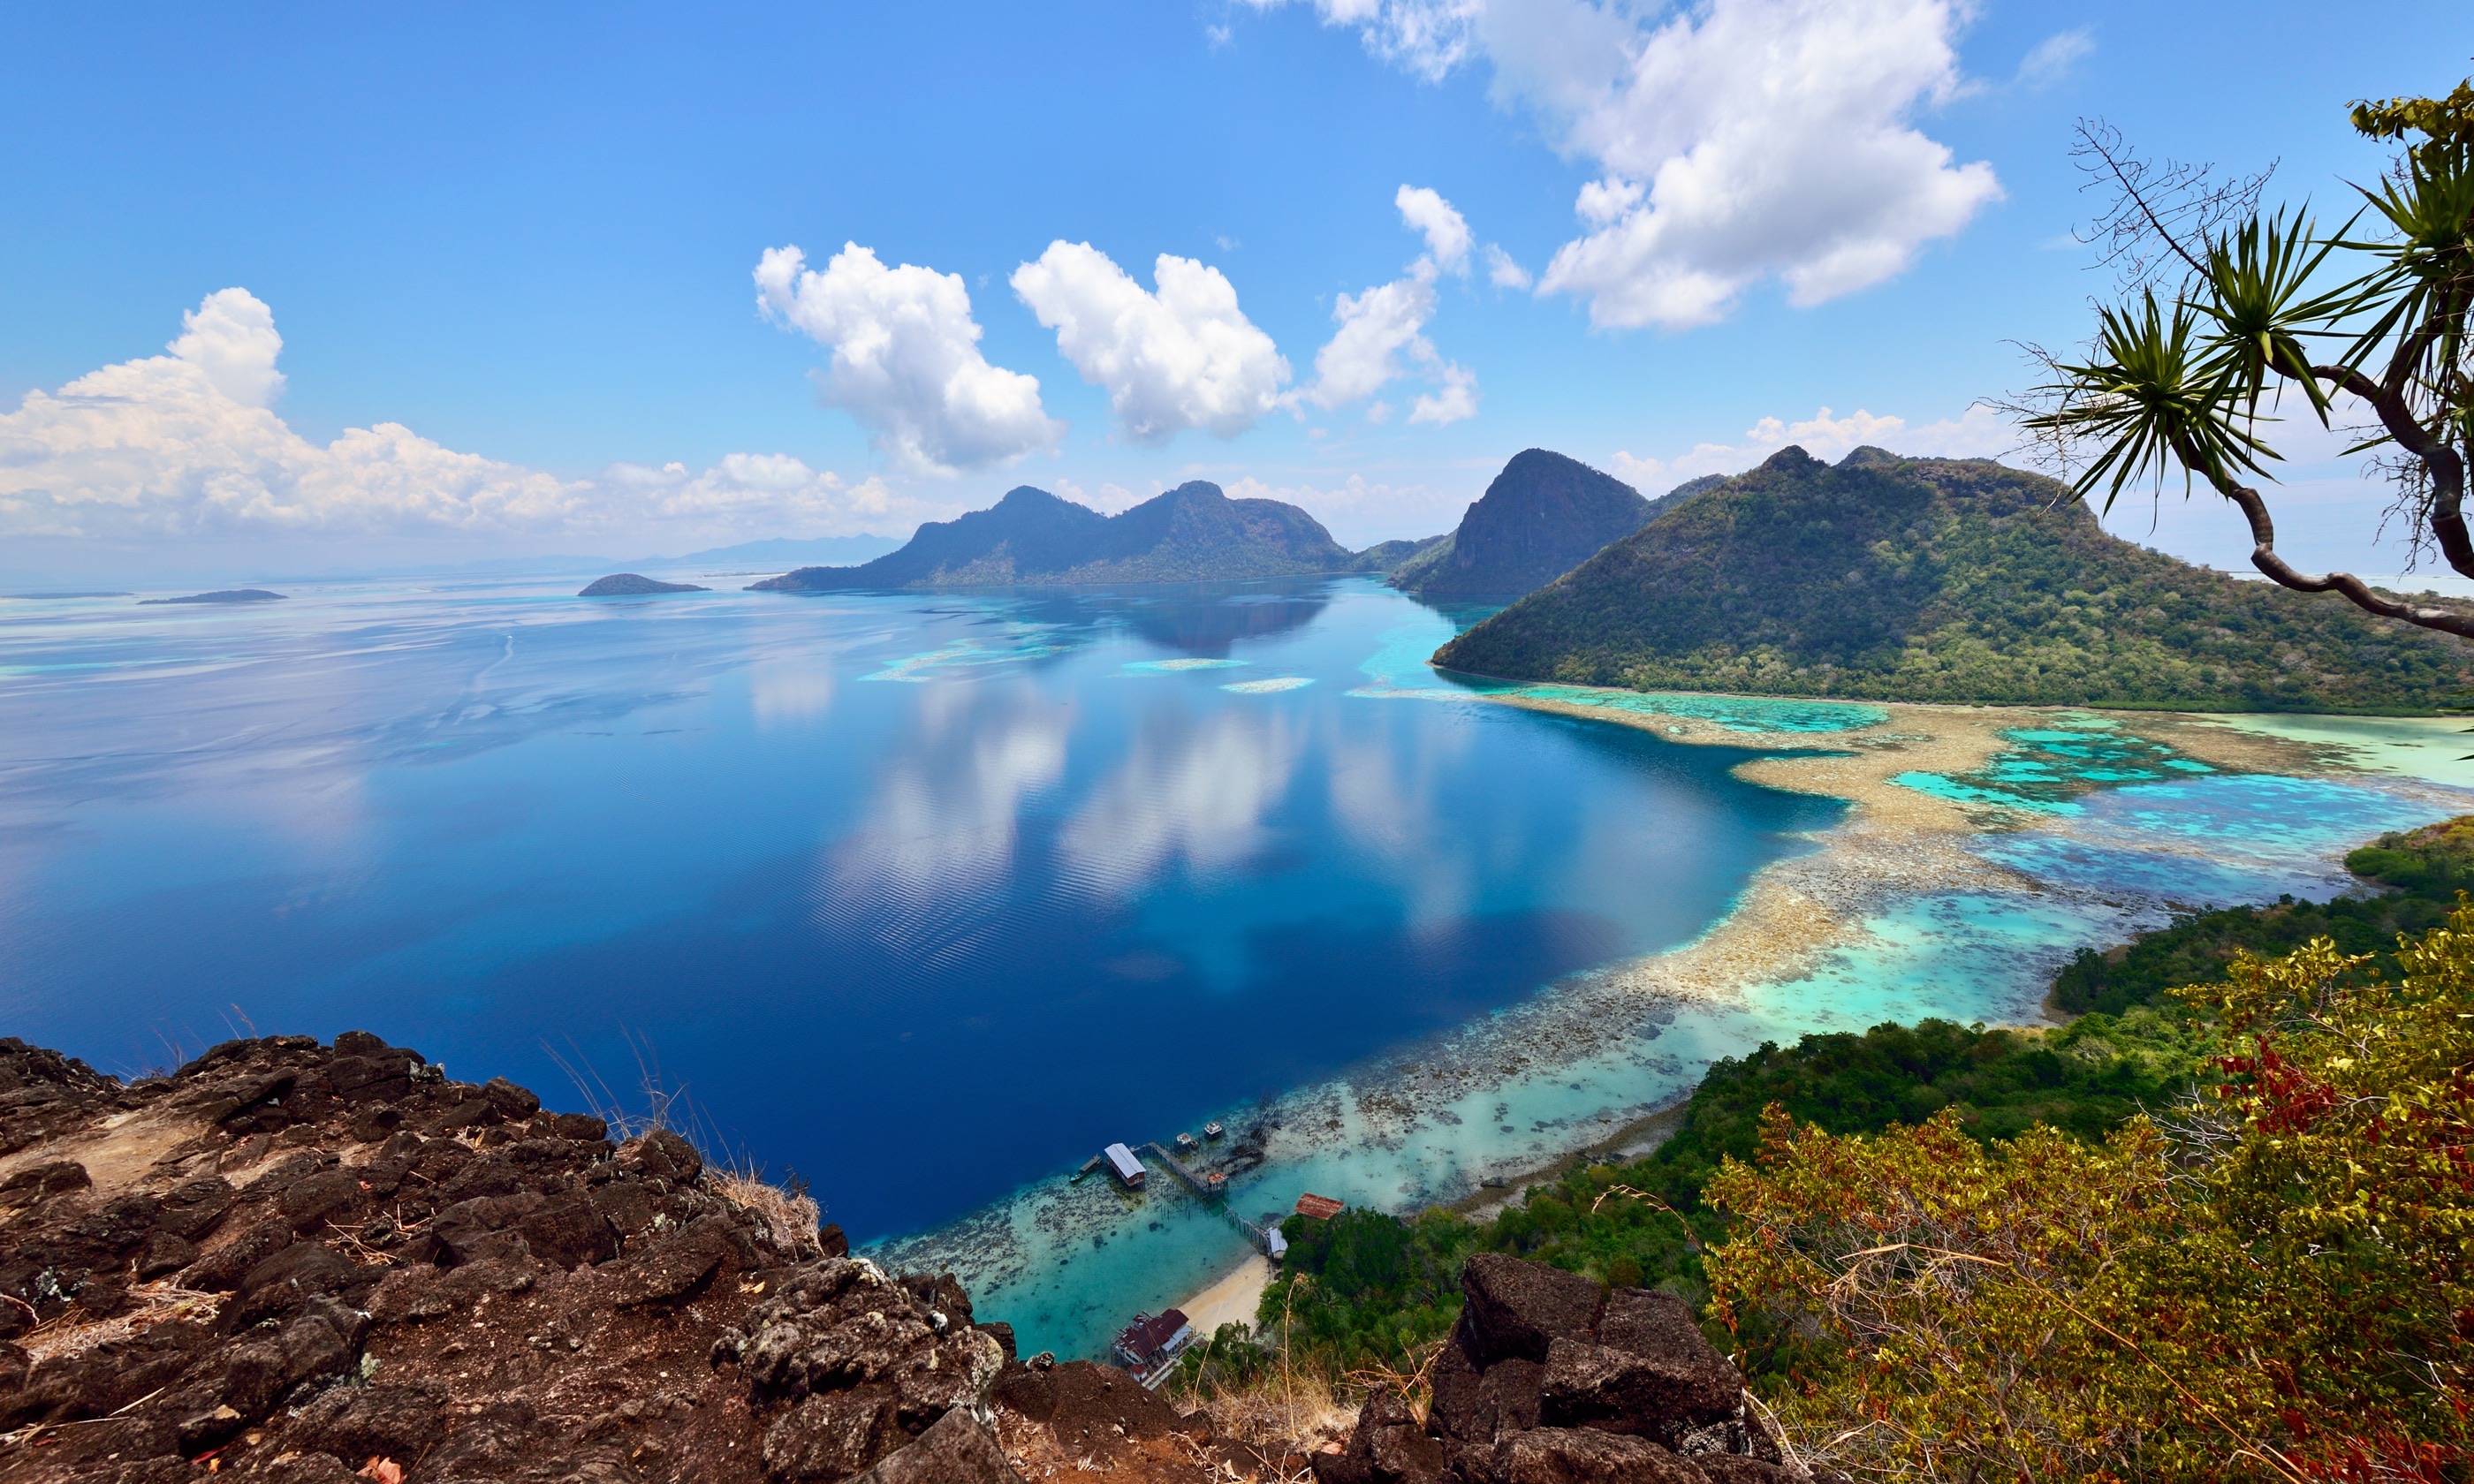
[
  {"left": 2016, "top": 80, "right": 2474, "bottom": 647},
  {"left": 1432, "top": 449, "right": 2474, "bottom": 712},
  {"left": 1186, "top": 817, "right": 2474, "bottom": 1479}
]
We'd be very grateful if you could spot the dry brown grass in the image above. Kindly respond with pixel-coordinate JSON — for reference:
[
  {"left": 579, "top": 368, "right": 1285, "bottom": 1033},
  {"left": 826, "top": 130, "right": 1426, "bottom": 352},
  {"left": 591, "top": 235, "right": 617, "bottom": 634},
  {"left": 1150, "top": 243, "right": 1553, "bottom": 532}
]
[
  {"left": 1165, "top": 1277, "right": 1358, "bottom": 1462},
  {"left": 1168, "top": 1367, "right": 1353, "bottom": 1461},
  {"left": 710, "top": 1164, "right": 823, "bottom": 1261},
  {"left": 19, "top": 1281, "right": 222, "bottom": 1366}
]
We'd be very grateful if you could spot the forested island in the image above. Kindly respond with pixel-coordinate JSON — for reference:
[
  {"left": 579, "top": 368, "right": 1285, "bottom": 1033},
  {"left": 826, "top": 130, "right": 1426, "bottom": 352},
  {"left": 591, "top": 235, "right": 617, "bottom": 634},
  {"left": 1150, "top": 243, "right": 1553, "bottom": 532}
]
[
  {"left": 1435, "top": 446, "right": 2474, "bottom": 713},
  {"left": 750, "top": 481, "right": 1378, "bottom": 590}
]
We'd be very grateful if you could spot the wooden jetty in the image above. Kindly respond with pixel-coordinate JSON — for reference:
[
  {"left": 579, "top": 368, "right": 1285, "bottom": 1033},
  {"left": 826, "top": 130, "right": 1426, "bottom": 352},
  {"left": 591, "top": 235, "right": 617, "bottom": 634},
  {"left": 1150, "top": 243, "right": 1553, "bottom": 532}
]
[
  {"left": 1142, "top": 1140, "right": 1282, "bottom": 1258},
  {"left": 1141, "top": 1141, "right": 1226, "bottom": 1201}
]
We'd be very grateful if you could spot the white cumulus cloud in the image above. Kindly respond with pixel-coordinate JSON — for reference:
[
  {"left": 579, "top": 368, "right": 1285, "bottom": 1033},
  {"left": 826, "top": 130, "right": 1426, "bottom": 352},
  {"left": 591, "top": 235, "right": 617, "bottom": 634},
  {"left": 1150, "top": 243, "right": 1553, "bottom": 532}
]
[
  {"left": 1410, "top": 364, "right": 1478, "bottom": 426},
  {"left": 1296, "top": 185, "right": 1480, "bottom": 424},
  {"left": 0, "top": 289, "right": 584, "bottom": 541},
  {"left": 1484, "top": 245, "right": 1533, "bottom": 290},
  {"left": 1393, "top": 186, "right": 1472, "bottom": 274},
  {"left": 170, "top": 288, "right": 288, "bottom": 408},
  {"left": 1248, "top": 0, "right": 2000, "bottom": 330},
  {"left": 1011, "top": 242, "right": 1289, "bottom": 444},
  {"left": 755, "top": 242, "right": 1060, "bottom": 475},
  {"left": 1606, "top": 404, "right": 2013, "bottom": 491},
  {"left": 1305, "top": 276, "right": 1438, "bottom": 409},
  {"left": 0, "top": 289, "right": 939, "bottom": 549},
  {"left": 1246, "top": 0, "right": 1484, "bottom": 80}
]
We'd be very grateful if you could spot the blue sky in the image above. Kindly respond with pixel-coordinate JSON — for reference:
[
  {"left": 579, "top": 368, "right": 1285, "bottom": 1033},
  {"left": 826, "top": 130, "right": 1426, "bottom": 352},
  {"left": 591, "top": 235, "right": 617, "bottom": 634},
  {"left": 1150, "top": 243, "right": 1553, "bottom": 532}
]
[{"left": 1, "top": 2, "right": 2465, "bottom": 579}]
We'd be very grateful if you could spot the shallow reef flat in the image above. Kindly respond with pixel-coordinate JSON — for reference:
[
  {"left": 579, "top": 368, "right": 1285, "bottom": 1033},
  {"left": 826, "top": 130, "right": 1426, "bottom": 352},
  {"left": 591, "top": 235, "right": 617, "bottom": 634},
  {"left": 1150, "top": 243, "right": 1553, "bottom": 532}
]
[
  {"left": 1495, "top": 690, "right": 2456, "bottom": 1001},
  {"left": 886, "top": 678, "right": 2471, "bottom": 1362}
]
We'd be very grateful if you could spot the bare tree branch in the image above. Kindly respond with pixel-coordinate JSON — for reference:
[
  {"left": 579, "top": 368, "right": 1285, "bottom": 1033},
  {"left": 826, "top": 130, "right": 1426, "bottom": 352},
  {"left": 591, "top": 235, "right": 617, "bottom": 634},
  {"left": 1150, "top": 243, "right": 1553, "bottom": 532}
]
[
  {"left": 2316, "top": 362, "right": 2474, "bottom": 577},
  {"left": 2166, "top": 425, "right": 2474, "bottom": 638},
  {"left": 2071, "top": 120, "right": 2275, "bottom": 292}
]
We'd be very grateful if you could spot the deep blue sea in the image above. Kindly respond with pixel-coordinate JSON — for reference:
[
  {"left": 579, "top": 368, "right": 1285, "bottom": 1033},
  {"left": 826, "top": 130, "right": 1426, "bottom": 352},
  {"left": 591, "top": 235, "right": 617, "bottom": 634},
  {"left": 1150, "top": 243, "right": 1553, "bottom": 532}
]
[{"left": 0, "top": 576, "right": 1841, "bottom": 1242}]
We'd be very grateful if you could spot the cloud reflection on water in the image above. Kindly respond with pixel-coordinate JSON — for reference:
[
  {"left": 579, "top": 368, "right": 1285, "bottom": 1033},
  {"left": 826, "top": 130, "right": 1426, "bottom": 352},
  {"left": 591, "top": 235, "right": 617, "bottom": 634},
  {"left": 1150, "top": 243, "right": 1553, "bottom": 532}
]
[
  {"left": 1059, "top": 705, "right": 1299, "bottom": 895},
  {"left": 817, "top": 680, "right": 1071, "bottom": 964}
]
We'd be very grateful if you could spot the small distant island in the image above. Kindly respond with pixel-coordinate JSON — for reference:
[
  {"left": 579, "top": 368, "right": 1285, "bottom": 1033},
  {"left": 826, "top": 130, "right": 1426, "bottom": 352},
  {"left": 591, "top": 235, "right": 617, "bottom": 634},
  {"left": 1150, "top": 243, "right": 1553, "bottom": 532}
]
[
  {"left": 580, "top": 573, "right": 710, "bottom": 596},
  {"left": 137, "top": 588, "right": 286, "bottom": 605}
]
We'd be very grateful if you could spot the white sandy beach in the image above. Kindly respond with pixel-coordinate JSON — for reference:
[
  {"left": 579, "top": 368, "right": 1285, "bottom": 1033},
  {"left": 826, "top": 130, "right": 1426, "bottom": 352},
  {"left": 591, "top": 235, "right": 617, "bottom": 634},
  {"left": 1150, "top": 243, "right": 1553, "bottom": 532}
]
[{"left": 1175, "top": 1253, "right": 1273, "bottom": 1338}]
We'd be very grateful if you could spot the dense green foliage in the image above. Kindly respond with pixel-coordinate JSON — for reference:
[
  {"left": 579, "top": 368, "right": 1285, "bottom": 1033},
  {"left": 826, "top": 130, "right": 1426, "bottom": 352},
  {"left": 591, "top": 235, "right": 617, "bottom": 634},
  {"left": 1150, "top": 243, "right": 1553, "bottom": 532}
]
[
  {"left": 1385, "top": 531, "right": 1456, "bottom": 588},
  {"left": 1245, "top": 817, "right": 2474, "bottom": 1398},
  {"left": 2054, "top": 815, "right": 2474, "bottom": 1014},
  {"left": 1711, "top": 922, "right": 2474, "bottom": 1480},
  {"left": 1349, "top": 532, "right": 1449, "bottom": 575},
  {"left": 1255, "top": 1009, "right": 2211, "bottom": 1379},
  {"left": 1434, "top": 446, "right": 2474, "bottom": 713}
]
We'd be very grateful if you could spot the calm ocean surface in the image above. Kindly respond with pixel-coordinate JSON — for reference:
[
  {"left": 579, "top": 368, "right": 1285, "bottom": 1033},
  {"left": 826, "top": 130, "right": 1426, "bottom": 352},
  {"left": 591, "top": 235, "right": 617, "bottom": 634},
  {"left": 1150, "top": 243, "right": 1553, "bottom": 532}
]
[{"left": 0, "top": 575, "right": 1841, "bottom": 1241}]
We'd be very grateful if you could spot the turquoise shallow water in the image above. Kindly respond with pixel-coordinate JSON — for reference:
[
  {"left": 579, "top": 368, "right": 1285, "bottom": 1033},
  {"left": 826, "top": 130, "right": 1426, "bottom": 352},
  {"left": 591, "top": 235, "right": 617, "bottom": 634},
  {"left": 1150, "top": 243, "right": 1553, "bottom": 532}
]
[
  {"left": 4, "top": 574, "right": 2463, "bottom": 1363},
  {"left": 878, "top": 683, "right": 2465, "bottom": 1359},
  {"left": 0, "top": 574, "right": 1834, "bottom": 1261},
  {"left": 1892, "top": 716, "right": 2217, "bottom": 814}
]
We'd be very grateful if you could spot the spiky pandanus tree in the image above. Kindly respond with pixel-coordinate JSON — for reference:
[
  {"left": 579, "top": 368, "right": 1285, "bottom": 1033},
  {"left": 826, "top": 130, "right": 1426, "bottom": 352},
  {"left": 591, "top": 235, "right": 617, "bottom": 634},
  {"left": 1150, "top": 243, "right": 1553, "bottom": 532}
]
[{"left": 2018, "top": 81, "right": 2474, "bottom": 640}]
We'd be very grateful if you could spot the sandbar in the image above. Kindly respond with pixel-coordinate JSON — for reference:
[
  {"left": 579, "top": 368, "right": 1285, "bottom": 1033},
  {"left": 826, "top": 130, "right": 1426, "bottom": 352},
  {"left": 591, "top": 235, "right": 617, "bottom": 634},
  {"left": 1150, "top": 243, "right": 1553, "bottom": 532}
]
[{"left": 1477, "top": 690, "right": 2472, "bottom": 1021}]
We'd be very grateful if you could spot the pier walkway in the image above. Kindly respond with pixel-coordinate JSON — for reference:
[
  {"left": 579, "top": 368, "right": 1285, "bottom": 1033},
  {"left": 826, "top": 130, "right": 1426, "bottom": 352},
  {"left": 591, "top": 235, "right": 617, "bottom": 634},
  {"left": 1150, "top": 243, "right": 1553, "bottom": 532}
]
[
  {"left": 1140, "top": 1141, "right": 1286, "bottom": 1259},
  {"left": 1139, "top": 1141, "right": 1221, "bottom": 1200}
]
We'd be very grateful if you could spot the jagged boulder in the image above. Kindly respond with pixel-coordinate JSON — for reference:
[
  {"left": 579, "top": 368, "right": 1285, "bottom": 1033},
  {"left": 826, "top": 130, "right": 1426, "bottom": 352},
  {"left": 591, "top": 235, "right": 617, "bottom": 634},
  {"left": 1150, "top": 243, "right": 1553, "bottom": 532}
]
[
  {"left": 1431, "top": 1344, "right": 1543, "bottom": 1446},
  {"left": 1542, "top": 1290, "right": 1745, "bottom": 1447},
  {"left": 1459, "top": 1253, "right": 1605, "bottom": 1366},
  {"left": 1322, "top": 1256, "right": 1783, "bottom": 1484},
  {"left": 1310, "top": 1389, "right": 1447, "bottom": 1484},
  {"left": 1492, "top": 1427, "right": 1708, "bottom": 1484},
  {"left": 0, "top": 1031, "right": 1011, "bottom": 1484},
  {"left": 846, "top": 1405, "right": 1024, "bottom": 1484}
]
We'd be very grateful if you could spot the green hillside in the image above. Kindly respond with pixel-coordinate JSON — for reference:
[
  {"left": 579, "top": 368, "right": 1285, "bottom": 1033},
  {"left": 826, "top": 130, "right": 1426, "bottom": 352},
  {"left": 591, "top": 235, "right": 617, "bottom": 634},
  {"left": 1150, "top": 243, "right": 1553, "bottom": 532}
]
[
  {"left": 1397, "top": 448, "right": 1654, "bottom": 599},
  {"left": 1433, "top": 445, "right": 2474, "bottom": 713},
  {"left": 1351, "top": 532, "right": 1450, "bottom": 575}
]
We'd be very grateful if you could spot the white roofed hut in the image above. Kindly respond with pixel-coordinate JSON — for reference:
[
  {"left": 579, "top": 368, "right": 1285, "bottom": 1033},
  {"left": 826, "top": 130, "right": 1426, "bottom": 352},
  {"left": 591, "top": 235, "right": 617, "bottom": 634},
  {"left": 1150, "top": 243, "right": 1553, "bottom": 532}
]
[{"left": 1103, "top": 1142, "right": 1147, "bottom": 1190}]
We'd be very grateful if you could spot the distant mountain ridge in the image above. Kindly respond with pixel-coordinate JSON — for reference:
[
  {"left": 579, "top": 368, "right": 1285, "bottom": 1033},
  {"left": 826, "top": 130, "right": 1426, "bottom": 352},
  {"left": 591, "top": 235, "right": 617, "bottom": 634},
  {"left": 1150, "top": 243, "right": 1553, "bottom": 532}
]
[
  {"left": 1435, "top": 445, "right": 2474, "bottom": 714},
  {"left": 671, "top": 534, "right": 903, "bottom": 569},
  {"left": 1395, "top": 450, "right": 1661, "bottom": 600},
  {"left": 750, "top": 481, "right": 1362, "bottom": 590}
]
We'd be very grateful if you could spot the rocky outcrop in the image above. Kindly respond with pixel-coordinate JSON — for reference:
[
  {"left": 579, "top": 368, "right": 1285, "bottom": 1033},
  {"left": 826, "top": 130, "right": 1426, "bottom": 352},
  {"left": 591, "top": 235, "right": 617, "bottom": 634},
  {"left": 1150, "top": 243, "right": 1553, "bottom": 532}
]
[
  {"left": 1313, "top": 1254, "right": 1795, "bottom": 1484},
  {"left": 0, "top": 1034, "right": 1021, "bottom": 1484}
]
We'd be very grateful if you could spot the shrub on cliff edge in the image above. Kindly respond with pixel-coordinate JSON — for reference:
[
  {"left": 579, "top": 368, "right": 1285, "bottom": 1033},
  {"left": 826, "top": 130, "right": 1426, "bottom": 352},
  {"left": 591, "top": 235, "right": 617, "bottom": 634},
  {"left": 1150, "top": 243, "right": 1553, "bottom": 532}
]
[{"left": 1708, "top": 919, "right": 2474, "bottom": 1480}]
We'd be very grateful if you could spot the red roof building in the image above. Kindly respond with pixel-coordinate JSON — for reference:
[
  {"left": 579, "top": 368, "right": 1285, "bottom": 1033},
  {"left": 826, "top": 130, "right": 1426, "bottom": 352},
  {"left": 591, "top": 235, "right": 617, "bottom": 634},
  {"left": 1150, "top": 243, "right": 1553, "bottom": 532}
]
[
  {"left": 1294, "top": 1192, "right": 1345, "bottom": 1220},
  {"left": 1113, "top": 1308, "right": 1194, "bottom": 1368}
]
